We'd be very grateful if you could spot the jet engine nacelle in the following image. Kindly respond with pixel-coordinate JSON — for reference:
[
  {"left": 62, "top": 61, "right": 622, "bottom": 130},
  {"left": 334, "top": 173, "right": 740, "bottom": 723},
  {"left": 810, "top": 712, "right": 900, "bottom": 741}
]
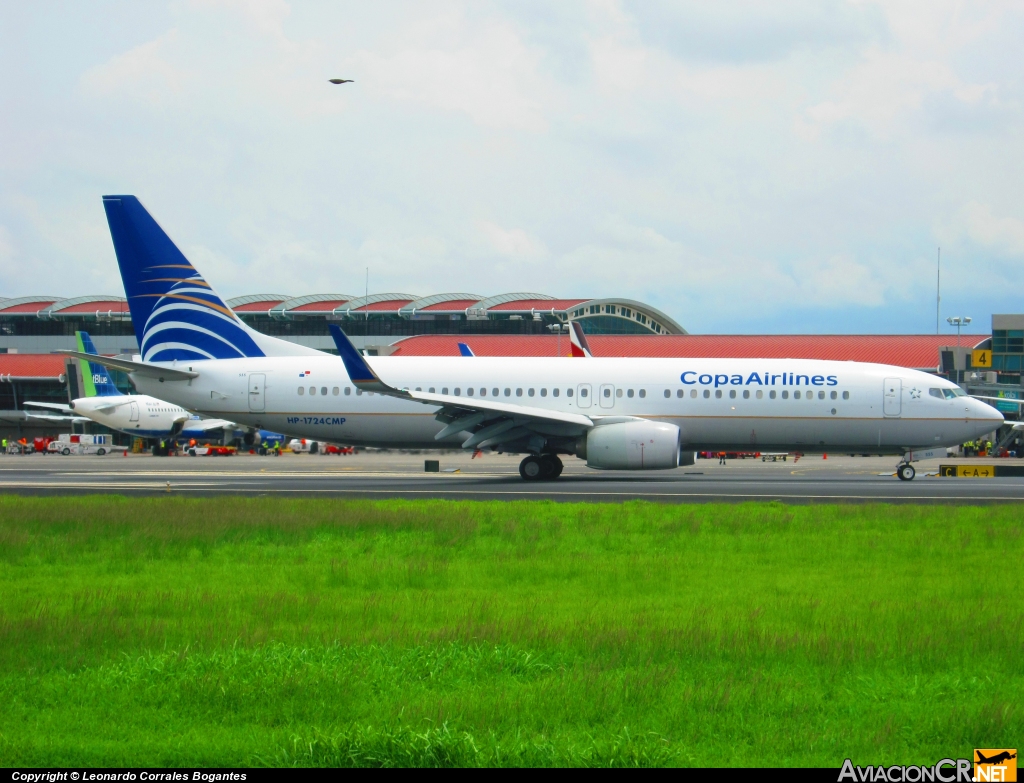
[{"left": 581, "top": 420, "right": 681, "bottom": 470}]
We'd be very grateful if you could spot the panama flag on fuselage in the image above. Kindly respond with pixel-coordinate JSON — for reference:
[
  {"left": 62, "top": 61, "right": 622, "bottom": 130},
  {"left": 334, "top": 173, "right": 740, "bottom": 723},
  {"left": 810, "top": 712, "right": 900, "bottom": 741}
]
[{"left": 102, "top": 196, "right": 266, "bottom": 363}]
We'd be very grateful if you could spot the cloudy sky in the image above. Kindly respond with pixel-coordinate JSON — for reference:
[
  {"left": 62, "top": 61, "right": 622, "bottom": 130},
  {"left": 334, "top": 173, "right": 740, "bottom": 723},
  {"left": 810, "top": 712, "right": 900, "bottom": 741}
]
[{"left": 1, "top": 0, "right": 1022, "bottom": 335}]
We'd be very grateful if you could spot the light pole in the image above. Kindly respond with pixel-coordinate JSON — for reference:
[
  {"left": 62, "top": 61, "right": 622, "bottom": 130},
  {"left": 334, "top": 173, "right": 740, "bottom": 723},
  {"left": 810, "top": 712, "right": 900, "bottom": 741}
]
[
  {"left": 946, "top": 315, "right": 971, "bottom": 348},
  {"left": 946, "top": 316, "right": 972, "bottom": 384}
]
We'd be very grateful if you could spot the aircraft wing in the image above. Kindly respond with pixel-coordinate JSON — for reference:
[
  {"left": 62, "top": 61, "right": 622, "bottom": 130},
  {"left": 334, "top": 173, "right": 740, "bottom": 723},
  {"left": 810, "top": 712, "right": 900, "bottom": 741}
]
[
  {"left": 972, "top": 395, "right": 1024, "bottom": 407},
  {"left": 23, "top": 401, "right": 74, "bottom": 413},
  {"left": 181, "top": 418, "right": 236, "bottom": 433},
  {"left": 329, "top": 324, "right": 594, "bottom": 449},
  {"left": 57, "top": 350, "right": 198, "bottom": 381}
]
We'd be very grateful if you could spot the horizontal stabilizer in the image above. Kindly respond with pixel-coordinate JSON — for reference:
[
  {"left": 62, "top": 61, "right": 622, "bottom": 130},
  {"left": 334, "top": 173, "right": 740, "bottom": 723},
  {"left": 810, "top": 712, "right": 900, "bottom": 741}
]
[{"left": 56, "top": 350, "right": 198, "bottom": 381}]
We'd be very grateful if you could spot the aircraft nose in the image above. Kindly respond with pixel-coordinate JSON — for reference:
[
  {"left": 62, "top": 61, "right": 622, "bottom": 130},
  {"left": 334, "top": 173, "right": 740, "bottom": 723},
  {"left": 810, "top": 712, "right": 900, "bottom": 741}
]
[{"left": 971, "top": 397, "right": 1004, "bottom": 424}]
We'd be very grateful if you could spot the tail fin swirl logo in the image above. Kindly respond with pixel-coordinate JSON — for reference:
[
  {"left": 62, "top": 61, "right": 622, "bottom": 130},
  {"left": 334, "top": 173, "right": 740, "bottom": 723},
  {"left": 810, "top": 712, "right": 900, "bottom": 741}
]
[{"left": 102, "top": 196, "right": 266, "bottom": 362}]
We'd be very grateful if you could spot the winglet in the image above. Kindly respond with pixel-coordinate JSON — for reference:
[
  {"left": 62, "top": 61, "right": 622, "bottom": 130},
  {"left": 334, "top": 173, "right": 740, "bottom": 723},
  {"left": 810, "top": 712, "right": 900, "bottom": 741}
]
[
  {"left": 457, "top": 342, "right": 475, "bottom": 357},
  {"left": 569, "top": 322, "right": 593, "bottom": 358},
  {"left": 328, "top": 324, "right": 404, "bottom": 394}
]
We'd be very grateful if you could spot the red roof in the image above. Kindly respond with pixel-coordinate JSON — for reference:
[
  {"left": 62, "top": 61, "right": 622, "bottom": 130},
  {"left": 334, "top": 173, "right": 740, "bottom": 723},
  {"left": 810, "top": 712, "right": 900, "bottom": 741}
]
[
  {"left": 488, "top": 298, "right": 587, "bottom": 311},
  {"left": 0, "top": 354, "right": 67, "bottom": 379},
  {"left": 391, "top": 334, "right": 988, "bottom": 369},
  {"left": 0, "top": 300, "right": 57, "bottom": 314},
  {"left": 289, "top": 300, "right": 350, "bottom": 313},
  {"left": 233, "top": 300, "right": 285, "bottom": 312},
  {"left": 52, "top": 301, "right": 130, "bottom": 314},
  {"left": 353, "top": 300, "right": 413, "bottom": 311},
  {"left": 418, "top": 299, "right": 481, "bottom": 312}
]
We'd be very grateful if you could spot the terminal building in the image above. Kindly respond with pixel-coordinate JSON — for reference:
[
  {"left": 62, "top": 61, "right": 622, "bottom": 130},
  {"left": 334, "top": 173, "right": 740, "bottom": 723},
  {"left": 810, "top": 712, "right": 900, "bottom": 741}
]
[{"left": 0, "top": 290, "right": 1019, "bottom": 439}]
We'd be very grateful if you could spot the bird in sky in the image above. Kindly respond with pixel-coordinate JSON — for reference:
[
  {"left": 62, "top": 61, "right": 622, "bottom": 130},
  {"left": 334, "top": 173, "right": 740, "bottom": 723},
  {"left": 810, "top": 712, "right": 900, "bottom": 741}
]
[{"left": 329, "top": 78, "right": 354, "bottom": 84}]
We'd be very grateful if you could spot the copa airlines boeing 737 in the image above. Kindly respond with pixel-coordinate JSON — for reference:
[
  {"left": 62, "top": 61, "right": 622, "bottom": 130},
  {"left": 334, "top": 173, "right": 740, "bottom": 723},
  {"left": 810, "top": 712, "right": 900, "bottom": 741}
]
[{"left": 64, "top": 195, "right": 1003, "bottom": 481}]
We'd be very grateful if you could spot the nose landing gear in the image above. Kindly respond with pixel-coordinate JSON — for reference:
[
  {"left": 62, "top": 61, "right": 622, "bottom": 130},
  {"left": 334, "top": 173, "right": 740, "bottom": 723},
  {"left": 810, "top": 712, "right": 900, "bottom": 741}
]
[
  {"left": 896, "top": 463, "right": 916, "bottom": 481},
  {"left": 519, "top": 454, "right": 563, "bottom": 481}
]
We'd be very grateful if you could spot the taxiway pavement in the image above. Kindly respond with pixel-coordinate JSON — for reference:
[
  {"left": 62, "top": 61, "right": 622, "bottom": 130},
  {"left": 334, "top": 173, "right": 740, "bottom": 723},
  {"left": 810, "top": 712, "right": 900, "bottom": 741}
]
[{"left": 1, "top": 451, "right": 1023, "bottom": 504}]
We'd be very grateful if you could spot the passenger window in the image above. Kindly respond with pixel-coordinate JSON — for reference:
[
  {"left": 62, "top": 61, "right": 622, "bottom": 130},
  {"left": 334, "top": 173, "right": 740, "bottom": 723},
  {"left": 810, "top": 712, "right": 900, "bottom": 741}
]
[
  {"left": 541, "top": 389, "right": 548, "bottom": 397},
  {"left": 321, "top": 387, "right": 328, "bottom": 396},
  {"left": 715, "top": 389, "right": 722, "bottom": 398},
  {"left": 729, "top": 390, "right": 736, "bottom": 399},
  {"left": 818, "top": 391, "right": 825, "bottom": 400},
  {"left": 467, "top": 388, "right": 474, "bottom": 396},
  {"left": 298, "top": 387, "right": 305, "bottom": 396},
  {"left": 567, "top": 388, "right": 573, "bottom": 397},
  {"left": 830, "top": 390, "right": 837, "bottom": 400},
  {"left": 428, "top": 387, "right": 435, "bottom": 393},
  {"left": 517, "top": 388, "right": 524, "bottom": 397},
  {"left": 664, "top": 389, "right": 670, "bottom": 398},
  {"left": 442, "top": 387, "right": 448, "bottom": 394},
  {"left": 703, "top": 389, "right": 710, "bottom": 398},
  {"left": 528, "top": 389, "right": 535, "bottom": 397},
  {"left": 603, "top": 388, "right": 611, "bottom": 398},
  {"left": 794, "top": 391, "right": 801, "bottom": 399},
  {"left": 770, "top": 390, "right": 776, "bottom": 399},
  {"left": 479, "top": 388, "right": 486, "bottom": 396},
  {"left": 356, "top": 389, "right": 363, "bottom": 396},
  {"left": 504, "top": 388, "right": 511, "bottom": 396},
  {"left": 756, "top": 390, "right": 763, "bottom": 399},
  {"left": 782, "top": 391, "right": 789, "bottom": 399},
  {"left": 455, "top": 388, "right": 461, "bottom": 396},
  {"left": 842, "top": 391, "right": 850, "bottom": 400},
  {"left": 309, "top": 387, "right": 316, "bottom": 395},
  {"left": 553, "top": 388, "right": 559, "bottom": 397},
  {"left": 345, "top": 387, "right": 351, "bottom": 395},
  {"left": 742, "top": 390, "right": 749, "bottom": 399},
  {"left": 691, "top": 389, "right": 697, "bottom": 398},
  {"left": 639, "top": 389, "right": 646, "bottom": 398},
  {"left": 676, "top": 389, "right": 683, "bottom": 398},
  {"left": 493, "top": 388, "right": 499, "bottom": 397},
  {"left": 616, "top": 388, "right": 623, "bottom": 398},
  {"left": 627, "top": 389, "right": 634, "bottom": 398},
  {"left": 332, "top": 387, "right": 339, "bottom": 396},
  {"left": 579, "top": 388, "right": 587, "bottom": 398}
]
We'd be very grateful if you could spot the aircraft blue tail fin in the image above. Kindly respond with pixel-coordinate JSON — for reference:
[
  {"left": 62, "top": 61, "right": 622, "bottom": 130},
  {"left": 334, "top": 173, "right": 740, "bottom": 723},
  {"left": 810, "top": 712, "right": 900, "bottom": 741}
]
[
  {"left": 102, "top": 195, "right": 269, "bottom": 362},
  {"left": 457, "top": 342, "right": 474, "bottom": 357}
]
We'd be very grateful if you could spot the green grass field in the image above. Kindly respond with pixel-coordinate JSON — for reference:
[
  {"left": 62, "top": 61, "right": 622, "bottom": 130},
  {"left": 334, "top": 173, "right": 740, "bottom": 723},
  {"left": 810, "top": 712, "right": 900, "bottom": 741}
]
[{"left": 0, "top": 495, "right": 1020, "bottom": 767}]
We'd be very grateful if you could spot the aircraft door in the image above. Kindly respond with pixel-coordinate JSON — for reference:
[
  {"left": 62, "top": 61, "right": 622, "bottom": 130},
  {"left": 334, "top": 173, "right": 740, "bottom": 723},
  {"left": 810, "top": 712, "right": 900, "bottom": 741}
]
[
  {"left": 248, "top": 373, "right": 266, "bottom": 413},
  {"left": 883, "top": 378, "right": 901, "bottom": 417},
  {"left": 129, "top": 402, "right": 139, "bottom": 422},
  {"left": 599, "top": 384, "right": 615, "bottom": 409},
  {"left": 577, "top": 384, "right": 592, "bottom": 409}
]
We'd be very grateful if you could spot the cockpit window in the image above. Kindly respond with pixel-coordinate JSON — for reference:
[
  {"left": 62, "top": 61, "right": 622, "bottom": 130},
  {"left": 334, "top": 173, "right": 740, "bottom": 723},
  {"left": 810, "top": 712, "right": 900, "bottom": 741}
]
[
  {"left": 929, "top": 388, "right": 944, "bottom": 399},
  {"left": 943, "top": 388, "right": 964, "bottom": 399}
]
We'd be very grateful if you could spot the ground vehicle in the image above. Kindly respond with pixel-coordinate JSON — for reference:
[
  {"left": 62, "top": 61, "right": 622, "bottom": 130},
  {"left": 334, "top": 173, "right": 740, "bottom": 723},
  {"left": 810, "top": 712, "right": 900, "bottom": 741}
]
[
  {"left": 187, "top": 445, "right": 235, "bottom": 456},
  {"left": 288, "top": 439, "right": 320, "bottom": 454},
  {"left": 47, "top": 433, "right": 125, "bottom": 456},
  {"left": 321, "top": 444, "right": 355, "bottom": 455}
]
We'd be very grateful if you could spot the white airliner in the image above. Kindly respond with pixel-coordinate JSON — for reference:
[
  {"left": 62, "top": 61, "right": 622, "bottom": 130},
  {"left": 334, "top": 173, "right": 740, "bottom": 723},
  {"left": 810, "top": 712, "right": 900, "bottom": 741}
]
[
  {"left": 63, "top": 195, "right": 1003, "bottom": 482},
  {"left": 29, "top": 330, "right": 235, "bottom": 440}
]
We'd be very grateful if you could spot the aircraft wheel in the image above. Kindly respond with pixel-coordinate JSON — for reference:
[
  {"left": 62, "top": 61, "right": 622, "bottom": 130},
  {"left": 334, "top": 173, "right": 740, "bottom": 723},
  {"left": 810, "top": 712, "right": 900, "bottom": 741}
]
[
  {"left": 519, "top": 456, "right": 543, "bottom": 481},
  {"left": 539, "top": 454, "right": 563, "bottom": 479},
  {"left": 897, "top": 464, "right": 916, "bottom": 481}
]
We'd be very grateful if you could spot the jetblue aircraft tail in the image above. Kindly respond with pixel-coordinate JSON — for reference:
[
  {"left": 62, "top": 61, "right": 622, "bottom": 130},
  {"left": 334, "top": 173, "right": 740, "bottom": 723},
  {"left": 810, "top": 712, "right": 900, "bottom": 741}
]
[
  {"left": 101, "top": 195, "right": 321, "bottom": 362},
  {"left": 76, "top": 331, "right": 122, "bottom": 397}
]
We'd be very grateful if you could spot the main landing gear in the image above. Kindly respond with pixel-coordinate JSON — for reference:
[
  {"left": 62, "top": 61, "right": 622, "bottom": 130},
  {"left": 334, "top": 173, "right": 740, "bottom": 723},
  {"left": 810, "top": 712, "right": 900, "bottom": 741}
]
[
  {"left": 519, "top": 454, "right": 563, "bottom": 481},
  {"left": 896, "top": 463, "right": 916, "bottom": 481}
]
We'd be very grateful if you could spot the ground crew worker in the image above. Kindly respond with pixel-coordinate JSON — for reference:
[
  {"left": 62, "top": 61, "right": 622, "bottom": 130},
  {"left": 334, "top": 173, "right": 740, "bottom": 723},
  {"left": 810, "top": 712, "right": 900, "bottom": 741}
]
[
  {"left": 1, "top": 437, "right": 6, "bottom": 454},
  {"left": 719, "top": 451, "right": 726, "bottom": 465},
  {"left": 274, "top": 441, "right": 281, "bottom": 456}
]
